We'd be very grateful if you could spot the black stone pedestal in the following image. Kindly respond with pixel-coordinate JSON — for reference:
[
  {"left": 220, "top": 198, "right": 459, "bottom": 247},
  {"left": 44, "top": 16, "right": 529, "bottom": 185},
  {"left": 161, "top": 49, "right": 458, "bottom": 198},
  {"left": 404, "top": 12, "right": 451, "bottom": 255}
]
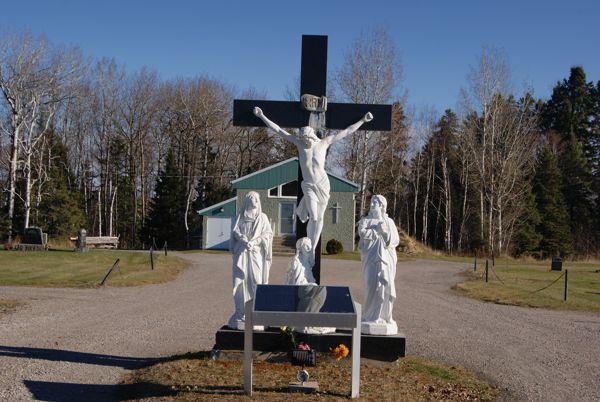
[{"left": 214, "top": 326, "right": 406, "bottom": 362}]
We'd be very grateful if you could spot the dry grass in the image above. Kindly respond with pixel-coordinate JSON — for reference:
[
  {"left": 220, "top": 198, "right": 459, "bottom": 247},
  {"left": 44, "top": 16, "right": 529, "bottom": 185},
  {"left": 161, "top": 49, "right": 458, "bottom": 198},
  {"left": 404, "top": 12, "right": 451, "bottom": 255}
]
[
  {"left": 119, "top": 351, "right": 500, "bottom": 401},
  {"left": 0, "top": 249, "right": 189, "bottom": 287},
  {"left": 454, "top": 259, "right": 600, "bottom": 312},
  {"left": 0, "top": 300, "right": 19, "bottom": 318}
]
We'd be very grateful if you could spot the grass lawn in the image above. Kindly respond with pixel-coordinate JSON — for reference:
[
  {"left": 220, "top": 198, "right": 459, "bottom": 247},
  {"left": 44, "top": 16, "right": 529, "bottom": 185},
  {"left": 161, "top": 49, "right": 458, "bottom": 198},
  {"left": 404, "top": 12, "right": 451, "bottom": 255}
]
[
  {"left": 454, "top": 258, "right": 600, "bottom": 312},
  {"left": 0, "top": 249, "right": 189, "bottom": 287},
  {"left": 323, "top": 250, "right": 361, "bottom": 261},
  {"left": 119, "top": 351, "right": 500, "bottom": 401}
]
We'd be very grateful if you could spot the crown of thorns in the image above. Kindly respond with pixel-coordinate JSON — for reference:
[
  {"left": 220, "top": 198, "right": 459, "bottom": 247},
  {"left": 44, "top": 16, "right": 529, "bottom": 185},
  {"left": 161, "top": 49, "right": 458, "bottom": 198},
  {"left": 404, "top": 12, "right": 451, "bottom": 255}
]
[{"left": 298, "top": 127, "right": 319, "bottom": 141}]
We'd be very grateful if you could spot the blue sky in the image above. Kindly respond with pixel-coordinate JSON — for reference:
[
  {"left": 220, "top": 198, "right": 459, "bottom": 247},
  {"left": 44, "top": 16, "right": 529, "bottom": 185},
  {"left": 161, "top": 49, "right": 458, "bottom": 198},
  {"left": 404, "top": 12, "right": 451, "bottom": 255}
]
[{"left": 1, "top": 0, "right": 599, "bottom": 114}]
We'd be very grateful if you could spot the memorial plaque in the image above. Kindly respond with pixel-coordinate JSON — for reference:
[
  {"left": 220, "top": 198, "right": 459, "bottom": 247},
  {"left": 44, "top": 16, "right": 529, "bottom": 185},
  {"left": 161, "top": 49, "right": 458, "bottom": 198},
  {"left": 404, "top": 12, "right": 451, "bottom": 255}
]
[
  {"left": 254, "top": 285, "right": 355, "bottom": 314},
  {"left": 245, "top": 284, "right": 362, "bottom": 398}
]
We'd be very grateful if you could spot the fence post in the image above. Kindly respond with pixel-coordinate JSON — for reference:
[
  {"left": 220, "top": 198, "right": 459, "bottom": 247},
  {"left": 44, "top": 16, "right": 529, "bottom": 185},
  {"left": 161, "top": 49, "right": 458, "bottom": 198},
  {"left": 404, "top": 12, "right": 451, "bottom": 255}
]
[
  {"left": 100, "top": 259, "right": 121, "bottom": 286},
  {"left": 564, "top": 269, "right": 568, "bottom": 301},
  {"left": 485, "top": 259, "right": 489, "bottom": 283},
  {"left": 492, "top": 252, "right": 495, "bottom": 267},
  {"left": 474, "top": 258, "right": 477, "bottom": 272},
  {"left": 163, "top": 241, "right": 168, "bottom": 256},
  {"left": 150, "top": 247, "right": 154, "bottom": 270}
]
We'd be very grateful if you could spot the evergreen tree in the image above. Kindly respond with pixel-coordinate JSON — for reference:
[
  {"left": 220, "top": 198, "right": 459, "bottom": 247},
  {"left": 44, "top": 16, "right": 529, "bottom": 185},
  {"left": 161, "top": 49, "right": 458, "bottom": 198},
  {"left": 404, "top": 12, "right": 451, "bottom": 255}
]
[
  {"left": 142, "top": 149, "right": 187, "bottom": 249},
  {"left": 532, "top": 146, "right": 572, "bottom": 257},
  {"left": 542, "top": 66, "right": 599, "bottom": 174},
  {"left": 513, "top": 183, "right": 542, "bottom": 257},
  {"left": 37, "top": 133, "right": 86, "bottom": 237},
  {"left": 559, "top": 133, "right": 596, "bottom": 254}
]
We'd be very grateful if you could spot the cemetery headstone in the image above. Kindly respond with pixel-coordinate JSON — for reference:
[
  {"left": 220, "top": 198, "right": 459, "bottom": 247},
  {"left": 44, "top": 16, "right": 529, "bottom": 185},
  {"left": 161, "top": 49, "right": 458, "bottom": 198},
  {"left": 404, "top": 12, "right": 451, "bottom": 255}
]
[
  {"left": 76, "top": 228, "right": 88, "bottom": 252},
  {"left": 16, "top": 227, "right": 48, "bottom": 251}
]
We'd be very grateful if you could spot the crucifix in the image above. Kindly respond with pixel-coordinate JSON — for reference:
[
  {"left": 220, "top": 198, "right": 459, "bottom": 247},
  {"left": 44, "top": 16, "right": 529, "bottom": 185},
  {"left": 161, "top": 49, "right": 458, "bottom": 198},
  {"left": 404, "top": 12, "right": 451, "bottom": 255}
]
[{"left": 233, "top": 35, "right": 392, "bottom": 284}]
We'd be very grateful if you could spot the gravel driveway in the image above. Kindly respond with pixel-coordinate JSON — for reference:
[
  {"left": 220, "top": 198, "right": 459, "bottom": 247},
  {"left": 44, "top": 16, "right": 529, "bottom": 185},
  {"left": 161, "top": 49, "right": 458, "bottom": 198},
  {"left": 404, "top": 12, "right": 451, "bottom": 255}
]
[{"left": 1, "top": 252, "right": 598, "bottom": 401}]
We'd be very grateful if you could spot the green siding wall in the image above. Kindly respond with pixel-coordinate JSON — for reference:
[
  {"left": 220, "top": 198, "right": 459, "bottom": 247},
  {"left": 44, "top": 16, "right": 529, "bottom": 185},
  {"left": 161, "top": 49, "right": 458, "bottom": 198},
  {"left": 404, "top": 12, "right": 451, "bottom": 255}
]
[
  {"left": 236, "top": 189, "right": 356, "bottom": 251},
  {"left": 321, "top": 192, "right": 356, "bottom": 252}
]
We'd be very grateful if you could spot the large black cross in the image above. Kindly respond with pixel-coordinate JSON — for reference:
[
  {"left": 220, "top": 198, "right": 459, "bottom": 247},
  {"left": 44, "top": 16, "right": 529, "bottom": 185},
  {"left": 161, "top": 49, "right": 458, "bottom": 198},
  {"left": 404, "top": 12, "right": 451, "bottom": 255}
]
[{"left": 233, "top": 35, "right": 392, "bottom": 284}]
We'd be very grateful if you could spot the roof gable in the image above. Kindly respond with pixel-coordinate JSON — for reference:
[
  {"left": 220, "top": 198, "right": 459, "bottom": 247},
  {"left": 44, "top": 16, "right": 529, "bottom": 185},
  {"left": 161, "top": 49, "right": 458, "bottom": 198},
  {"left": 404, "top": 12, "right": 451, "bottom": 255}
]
[
  {"left": 197, "top": 197, "right": 236, "bottom": 216},
  {"left": 231, "top": 157, "right": 359, "bottom": 192}
]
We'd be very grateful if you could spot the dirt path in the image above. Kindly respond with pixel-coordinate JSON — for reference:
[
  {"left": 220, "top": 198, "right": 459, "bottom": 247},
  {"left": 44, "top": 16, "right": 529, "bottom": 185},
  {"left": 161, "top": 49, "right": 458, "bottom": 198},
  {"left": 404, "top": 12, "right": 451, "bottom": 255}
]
[{"left": 1, "top": 253, "right": 598, "bottom": 401}]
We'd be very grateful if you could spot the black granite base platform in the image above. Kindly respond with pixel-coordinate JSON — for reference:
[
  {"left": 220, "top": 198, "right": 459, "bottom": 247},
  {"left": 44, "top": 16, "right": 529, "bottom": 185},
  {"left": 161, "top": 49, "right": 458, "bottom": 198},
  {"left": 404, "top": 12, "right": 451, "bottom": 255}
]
[{"left": 214, "top": 326, "right": 406, "bottom": 361}]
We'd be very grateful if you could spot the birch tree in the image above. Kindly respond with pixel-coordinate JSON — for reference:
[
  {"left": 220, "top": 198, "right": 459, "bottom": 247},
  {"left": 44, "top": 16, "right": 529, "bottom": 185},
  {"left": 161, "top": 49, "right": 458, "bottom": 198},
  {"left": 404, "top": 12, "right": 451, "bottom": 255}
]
[{"left": 0, "top": 32, "right": 82, "bottom": 241}]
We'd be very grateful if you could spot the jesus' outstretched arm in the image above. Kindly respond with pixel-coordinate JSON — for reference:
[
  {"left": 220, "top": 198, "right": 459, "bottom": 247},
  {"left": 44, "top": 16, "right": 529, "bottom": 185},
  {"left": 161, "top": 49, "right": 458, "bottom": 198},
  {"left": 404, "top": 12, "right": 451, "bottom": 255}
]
[
  {"left": 253, "top": 107, "right": 299, "bottom": 145},
  {"left": 323, "top": 112, "right": 373, "bottom": 145}
]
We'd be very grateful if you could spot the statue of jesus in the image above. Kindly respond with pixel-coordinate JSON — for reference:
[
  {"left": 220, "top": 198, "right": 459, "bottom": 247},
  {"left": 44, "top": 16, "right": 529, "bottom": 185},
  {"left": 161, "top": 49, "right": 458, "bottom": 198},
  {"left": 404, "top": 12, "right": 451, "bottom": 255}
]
[{"left": 253, "top": 106, "right": 373, "bottom": 264}]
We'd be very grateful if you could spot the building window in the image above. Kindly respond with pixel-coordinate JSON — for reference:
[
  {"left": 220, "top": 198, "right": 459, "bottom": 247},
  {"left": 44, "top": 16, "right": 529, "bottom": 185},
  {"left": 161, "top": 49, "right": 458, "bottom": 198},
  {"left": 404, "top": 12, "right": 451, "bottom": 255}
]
[
  {"left": 268, "top": 180, "right": 298, "bottom": 198},
  {"left": 331, "top": 202, "right": 341, "bottom": 224},
  {"left": 281, "top": 180, "right": 298, "bottom": 197}
]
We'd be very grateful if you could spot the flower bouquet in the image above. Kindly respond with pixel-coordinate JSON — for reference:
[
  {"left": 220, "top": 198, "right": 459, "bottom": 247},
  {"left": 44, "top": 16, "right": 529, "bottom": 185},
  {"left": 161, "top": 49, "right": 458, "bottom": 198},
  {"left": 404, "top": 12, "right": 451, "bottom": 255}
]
[{"left": 289, "top": 342, "right": 316, "bottom": 367}]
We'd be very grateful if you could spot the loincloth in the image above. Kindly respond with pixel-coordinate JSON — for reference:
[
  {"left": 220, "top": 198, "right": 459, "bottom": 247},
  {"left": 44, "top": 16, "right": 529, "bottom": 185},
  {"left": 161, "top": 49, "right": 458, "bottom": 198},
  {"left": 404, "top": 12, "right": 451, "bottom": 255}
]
[{"left": 296, "top": 175, "right": 330, "bottom": 222}]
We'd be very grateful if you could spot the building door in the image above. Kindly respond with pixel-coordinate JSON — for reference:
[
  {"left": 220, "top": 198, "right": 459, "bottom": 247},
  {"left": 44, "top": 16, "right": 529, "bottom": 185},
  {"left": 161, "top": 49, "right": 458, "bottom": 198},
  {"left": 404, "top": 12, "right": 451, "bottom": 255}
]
[
  {"left": 205, "top": 217, "right": 233, "bottom": 249},
  {"left": 279, "top": 202, "right": 296, "bottom": 235}
]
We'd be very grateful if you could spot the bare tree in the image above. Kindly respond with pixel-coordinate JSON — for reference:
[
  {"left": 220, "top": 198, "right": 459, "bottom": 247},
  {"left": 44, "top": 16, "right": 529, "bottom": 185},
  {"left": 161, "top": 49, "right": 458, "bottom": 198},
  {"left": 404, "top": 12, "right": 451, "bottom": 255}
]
[
  {"left": 459, "top": 48, "right": 538, "bottom": 254},
  {"left": 334, "top": 27, "right": 403, "bottom": 216},
  {"left": 113, "top": 68, "right": 158, "bottom": 246}
]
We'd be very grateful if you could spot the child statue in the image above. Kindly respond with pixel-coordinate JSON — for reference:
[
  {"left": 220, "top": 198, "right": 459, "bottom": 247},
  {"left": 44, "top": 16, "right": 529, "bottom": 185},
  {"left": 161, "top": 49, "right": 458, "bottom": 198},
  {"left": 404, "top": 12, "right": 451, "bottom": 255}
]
[{"left": 285, "top": 237, "right": 316, "bottom": 285}]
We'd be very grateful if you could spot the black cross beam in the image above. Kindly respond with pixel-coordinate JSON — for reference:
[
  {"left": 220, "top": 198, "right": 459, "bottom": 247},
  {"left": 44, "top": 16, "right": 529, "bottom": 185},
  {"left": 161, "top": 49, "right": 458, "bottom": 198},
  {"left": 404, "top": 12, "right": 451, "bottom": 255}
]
[{"left": 233, "top": 35, "right": 392, "bottom": 284}]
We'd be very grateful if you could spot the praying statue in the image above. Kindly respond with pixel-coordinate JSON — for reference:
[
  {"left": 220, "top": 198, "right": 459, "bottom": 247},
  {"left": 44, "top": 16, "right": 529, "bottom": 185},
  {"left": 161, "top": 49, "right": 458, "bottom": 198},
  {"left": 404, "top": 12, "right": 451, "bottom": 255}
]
[
  {"left": 253, "top": 106, "right": 372, "bottom": 265},
  {"left": 358, "top": 195, "right": 400, "bottom": 335},
  {"left": 285, "top": 237, "right": 316, "bottom": 285},
  {"left": 228, "top": 191, "right": 273, "bottom": 330}
]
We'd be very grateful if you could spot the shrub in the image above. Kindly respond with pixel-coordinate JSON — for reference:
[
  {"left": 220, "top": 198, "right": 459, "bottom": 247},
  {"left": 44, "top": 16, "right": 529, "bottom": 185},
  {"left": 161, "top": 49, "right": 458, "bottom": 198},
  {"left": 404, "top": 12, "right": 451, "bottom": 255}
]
[{"left": 326, "top": 239, "right": 343, "bottom": 254}]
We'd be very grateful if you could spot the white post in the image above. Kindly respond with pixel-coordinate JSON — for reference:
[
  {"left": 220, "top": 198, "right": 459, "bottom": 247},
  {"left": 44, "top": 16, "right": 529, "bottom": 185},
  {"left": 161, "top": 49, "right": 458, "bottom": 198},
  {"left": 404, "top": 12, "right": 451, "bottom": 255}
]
[
  {"left": 351, "top": 302, "right": 362, "bottom": 398},
  {"left": 243, "top": 300, "right": 253, "bottom": 395}
]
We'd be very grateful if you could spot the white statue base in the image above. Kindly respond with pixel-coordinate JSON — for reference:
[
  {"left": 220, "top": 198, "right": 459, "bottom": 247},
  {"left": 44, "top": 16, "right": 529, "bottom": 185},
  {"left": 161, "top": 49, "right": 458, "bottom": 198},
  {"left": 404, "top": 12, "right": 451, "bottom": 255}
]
[
  {"left": 300, "top": 326, "right": 336, "bottom": 334},
  {"left": 361, "top": 320, "right": 398, "bottom": 336},
  {"left": 228, "top": 319, "right": 264, "bottom": 331}
]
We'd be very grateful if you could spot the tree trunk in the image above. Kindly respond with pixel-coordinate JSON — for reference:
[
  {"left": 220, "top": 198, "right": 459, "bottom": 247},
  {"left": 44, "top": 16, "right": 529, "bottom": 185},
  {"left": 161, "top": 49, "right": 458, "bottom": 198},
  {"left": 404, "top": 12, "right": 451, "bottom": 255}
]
[
  {"left": 23, "top": 147, "right": 32, "bottom": 229},
  {"left": 7, "top": 117, "right": 20, "bottom": 243},
  {"left": 98, "top": 186, "right": 102, "bottom": 236}
]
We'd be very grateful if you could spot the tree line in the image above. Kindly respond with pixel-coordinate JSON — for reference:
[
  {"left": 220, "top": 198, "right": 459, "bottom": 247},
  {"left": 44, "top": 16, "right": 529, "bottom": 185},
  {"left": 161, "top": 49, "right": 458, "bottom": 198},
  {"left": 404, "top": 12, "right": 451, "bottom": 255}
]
[{"left": 1, "top": 29, "right": 599, "bottom": 257}]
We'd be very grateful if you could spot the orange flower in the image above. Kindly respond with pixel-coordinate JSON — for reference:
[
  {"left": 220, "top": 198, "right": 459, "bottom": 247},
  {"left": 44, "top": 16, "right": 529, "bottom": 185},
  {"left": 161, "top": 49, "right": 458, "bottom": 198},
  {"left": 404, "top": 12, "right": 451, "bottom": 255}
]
[{"left": 333, "top": 344, "right": 349, "bottom": 360}]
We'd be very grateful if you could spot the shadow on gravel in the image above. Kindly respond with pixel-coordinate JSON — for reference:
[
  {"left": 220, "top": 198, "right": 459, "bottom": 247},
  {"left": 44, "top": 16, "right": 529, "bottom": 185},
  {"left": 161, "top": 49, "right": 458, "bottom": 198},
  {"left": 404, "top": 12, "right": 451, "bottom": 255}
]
[
  {"left": 24, "top": 380, "right": 175, "bottom": 402},
  {"left": 0, "top": 345, "right": 157, "bottom": 369}
]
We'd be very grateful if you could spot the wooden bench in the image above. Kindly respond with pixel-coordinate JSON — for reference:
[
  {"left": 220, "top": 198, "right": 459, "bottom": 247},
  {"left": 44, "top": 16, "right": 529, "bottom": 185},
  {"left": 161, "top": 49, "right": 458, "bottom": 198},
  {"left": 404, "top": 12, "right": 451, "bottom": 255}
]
[{"left": 69, "top": 236, "right": 119, "bottom": 249}]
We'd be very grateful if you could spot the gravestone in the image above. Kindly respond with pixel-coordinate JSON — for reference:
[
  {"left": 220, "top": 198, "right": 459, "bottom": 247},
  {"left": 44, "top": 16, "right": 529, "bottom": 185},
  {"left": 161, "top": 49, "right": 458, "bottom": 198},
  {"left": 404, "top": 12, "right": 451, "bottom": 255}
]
[
  {"left": 75, "top": 228, "right": 88, "bottom": 252},
  {"left": 16, "top": 227, "right": 48, "bottom": 251}
]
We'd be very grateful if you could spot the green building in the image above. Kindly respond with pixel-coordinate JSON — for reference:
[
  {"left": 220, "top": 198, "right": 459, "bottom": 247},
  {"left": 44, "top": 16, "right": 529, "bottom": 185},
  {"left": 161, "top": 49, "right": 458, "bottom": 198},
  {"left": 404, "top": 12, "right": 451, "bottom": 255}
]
[{"left": 197, "top": 157, "right": 359, "bottom": 251}]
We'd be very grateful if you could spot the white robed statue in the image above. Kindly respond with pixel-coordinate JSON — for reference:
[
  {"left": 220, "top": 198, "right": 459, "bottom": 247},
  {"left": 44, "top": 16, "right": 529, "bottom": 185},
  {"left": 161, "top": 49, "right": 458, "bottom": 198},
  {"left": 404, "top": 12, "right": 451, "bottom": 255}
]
[
  {"left": 284, "top": 237, "right": 335, "bottom": 334},
  {"left": 358, "top": 195, "right": 400, "bottom": 335},
  {"left": 228, "top": 191, "right": 273, "bottom": 330},
  {"left": 285, "top": 237, "right": 316, "bottom": 285}
]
